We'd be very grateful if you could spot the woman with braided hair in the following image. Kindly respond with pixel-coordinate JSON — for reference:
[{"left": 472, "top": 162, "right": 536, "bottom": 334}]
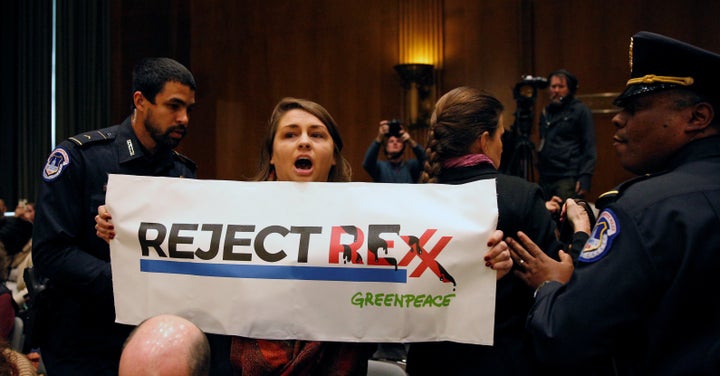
[{"left": 406, "top": 86, "right": 567, "bottom": 375}]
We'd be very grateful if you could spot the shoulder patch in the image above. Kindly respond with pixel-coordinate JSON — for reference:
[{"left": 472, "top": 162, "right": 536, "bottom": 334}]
[
  {"left": 43, "top": 147, "right": 71, "bottom": 181},
  {"left": 68, "top": 129, "right": 115, "bottom": 146},
  {"left": 579, "top": 209, "right": 620, "bottom": 263}
]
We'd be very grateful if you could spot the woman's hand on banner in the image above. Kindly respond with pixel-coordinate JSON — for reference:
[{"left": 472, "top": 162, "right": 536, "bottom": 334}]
[{"left": 484, "top": 230, "right": 512, "bottom": 280}]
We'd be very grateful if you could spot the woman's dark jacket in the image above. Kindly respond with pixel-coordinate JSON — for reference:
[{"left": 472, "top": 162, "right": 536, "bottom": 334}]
[{"left": 406, "top": 163, "right": 561, "bottom": 375}]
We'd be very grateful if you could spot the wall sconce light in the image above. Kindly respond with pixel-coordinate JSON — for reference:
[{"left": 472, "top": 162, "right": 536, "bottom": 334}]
[
  {"left": 396, "top": 0, "right": 442, "bottom": 130},
  {"left": 394, "top": 63, "right": 435, "bottom": 129}
]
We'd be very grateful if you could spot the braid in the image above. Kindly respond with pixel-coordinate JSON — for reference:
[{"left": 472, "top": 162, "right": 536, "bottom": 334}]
[
  {"left": 421, "top": 127, "right": 442, "bottom": 183},
  {"left": 422, "top": 86, "right": 504, "bottom": 184}
]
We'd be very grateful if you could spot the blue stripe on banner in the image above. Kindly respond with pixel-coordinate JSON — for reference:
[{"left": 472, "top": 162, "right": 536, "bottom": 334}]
[{"left": 140, "top": 259, "right": 407, "bottom": 283}]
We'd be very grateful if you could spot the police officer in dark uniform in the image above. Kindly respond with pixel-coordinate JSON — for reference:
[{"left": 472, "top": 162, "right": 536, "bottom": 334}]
[
  {"left": 32, "top": 57, "right": 197, "bottom": 375},
  {"left": 506, "top": 31, "right": 720, "bottom": 375}
]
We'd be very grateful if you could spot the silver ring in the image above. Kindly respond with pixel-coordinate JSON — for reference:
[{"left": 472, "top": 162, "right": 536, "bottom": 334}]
[{"left": 519, "top": 259, "right": 525, "bottom": 264}]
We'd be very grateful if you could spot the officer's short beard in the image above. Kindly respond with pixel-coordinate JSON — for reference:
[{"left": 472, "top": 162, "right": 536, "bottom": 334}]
[{"left": 144, "top": 111, "right": 185, "bottom": 150}]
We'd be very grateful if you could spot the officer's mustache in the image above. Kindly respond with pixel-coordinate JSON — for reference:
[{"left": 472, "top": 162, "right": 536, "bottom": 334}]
[{"left": 166, "top": 124, "right": 188, "bottom": 137}]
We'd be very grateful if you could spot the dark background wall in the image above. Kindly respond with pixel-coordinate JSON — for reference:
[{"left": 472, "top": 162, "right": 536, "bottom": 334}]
[{"left": 107, "top": 0, "right": 720, "bottom": 201}]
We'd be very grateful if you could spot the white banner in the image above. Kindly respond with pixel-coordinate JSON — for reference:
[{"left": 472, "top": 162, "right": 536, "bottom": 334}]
[{"left": 107, "top": 174, "right": 499, "bottom": 345}]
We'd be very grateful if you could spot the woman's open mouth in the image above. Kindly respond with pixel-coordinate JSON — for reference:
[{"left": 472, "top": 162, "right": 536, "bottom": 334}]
[{"left": 294, "top": 157, "right": 313, "bottom": 174}]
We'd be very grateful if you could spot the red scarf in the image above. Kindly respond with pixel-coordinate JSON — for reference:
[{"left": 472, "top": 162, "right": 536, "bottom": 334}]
[
  {"left": 442, "top": 154, "right": 496, "bottom": 169},
  {"left": 230, "top": 337, "right": 373, "bottom": 375}
]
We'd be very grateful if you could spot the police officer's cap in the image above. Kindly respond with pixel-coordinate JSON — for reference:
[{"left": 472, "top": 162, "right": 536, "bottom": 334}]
[{"left": 614, "top": 31, "right": 720, "bottom": 107}]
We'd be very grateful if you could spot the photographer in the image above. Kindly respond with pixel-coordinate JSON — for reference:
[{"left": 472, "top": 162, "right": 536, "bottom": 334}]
[
  {"left": 537, "top": 69, "right": 596, "bottom": 201},
  {"left": 362, "top": 119, "right": 426, "bottom": 183}
]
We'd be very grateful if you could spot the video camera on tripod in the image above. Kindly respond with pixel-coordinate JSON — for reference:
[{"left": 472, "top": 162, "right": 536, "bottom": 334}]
[{"left": 500, "top": 75, "right": 549, "bottom": 181}]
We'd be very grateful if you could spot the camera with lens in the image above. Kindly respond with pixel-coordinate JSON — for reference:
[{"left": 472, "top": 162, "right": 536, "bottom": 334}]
[
  {"left": 387, "top": 119, "right": 402, "bottom": 137},
  {"left": 513, "top": 75, "right": 548, "bottom": 103},
  {"left": 501, "top": 74, "right": 548, "bottom": 181},
  {"left": 509, "top": 75, "right": 548, "bottom": 138}
]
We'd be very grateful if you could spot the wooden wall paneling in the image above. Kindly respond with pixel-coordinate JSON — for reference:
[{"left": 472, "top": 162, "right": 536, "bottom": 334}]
[
  {"left": 189, "top": 0, "right": 260, "bottom": 180},
  {"left": 443, "top": 0, "right": 523, "bottom": 111},
  {"left": 189, "top": 0, "right": 402, "bottom": 181},
  {"left": 110, "top": 0, "right": 192, "bottom": 124}
]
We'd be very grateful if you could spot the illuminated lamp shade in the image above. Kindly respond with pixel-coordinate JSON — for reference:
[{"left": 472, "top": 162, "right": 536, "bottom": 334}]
[{"left": 395, "top": 0, "right": 442, "bottom": 129}]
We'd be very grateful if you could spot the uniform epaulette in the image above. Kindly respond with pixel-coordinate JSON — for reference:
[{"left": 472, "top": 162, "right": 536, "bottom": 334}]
[
  {"left": 68, "top": 128, "right": 116, "bottom": 147},
  {"left": 173, "top": 151, "right": 197, "bottom": 172},
  {"left": 595, "top": 174, "right": 652, "bottom": 210},
  {"left": 595, "top": 190, "right": 618, "bottom": 210}
]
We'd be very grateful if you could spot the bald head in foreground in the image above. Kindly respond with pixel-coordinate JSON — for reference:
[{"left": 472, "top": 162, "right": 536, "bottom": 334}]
[{"left": 119, "top": 314, "right": 211, "bottom": 376}]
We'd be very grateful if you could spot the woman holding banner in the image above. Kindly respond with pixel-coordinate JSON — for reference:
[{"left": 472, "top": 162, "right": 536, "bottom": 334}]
[
  {"left": 226, "top": 97, "right": 375, "bottom": 374},
  {"left": 406, "top": 87, "right": 572, "bottom": 375}
]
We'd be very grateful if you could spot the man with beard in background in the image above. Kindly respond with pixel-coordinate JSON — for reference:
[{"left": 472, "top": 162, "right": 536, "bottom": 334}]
[{"left": 537, "top": 69, "right": 596, "bottom": 202}]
